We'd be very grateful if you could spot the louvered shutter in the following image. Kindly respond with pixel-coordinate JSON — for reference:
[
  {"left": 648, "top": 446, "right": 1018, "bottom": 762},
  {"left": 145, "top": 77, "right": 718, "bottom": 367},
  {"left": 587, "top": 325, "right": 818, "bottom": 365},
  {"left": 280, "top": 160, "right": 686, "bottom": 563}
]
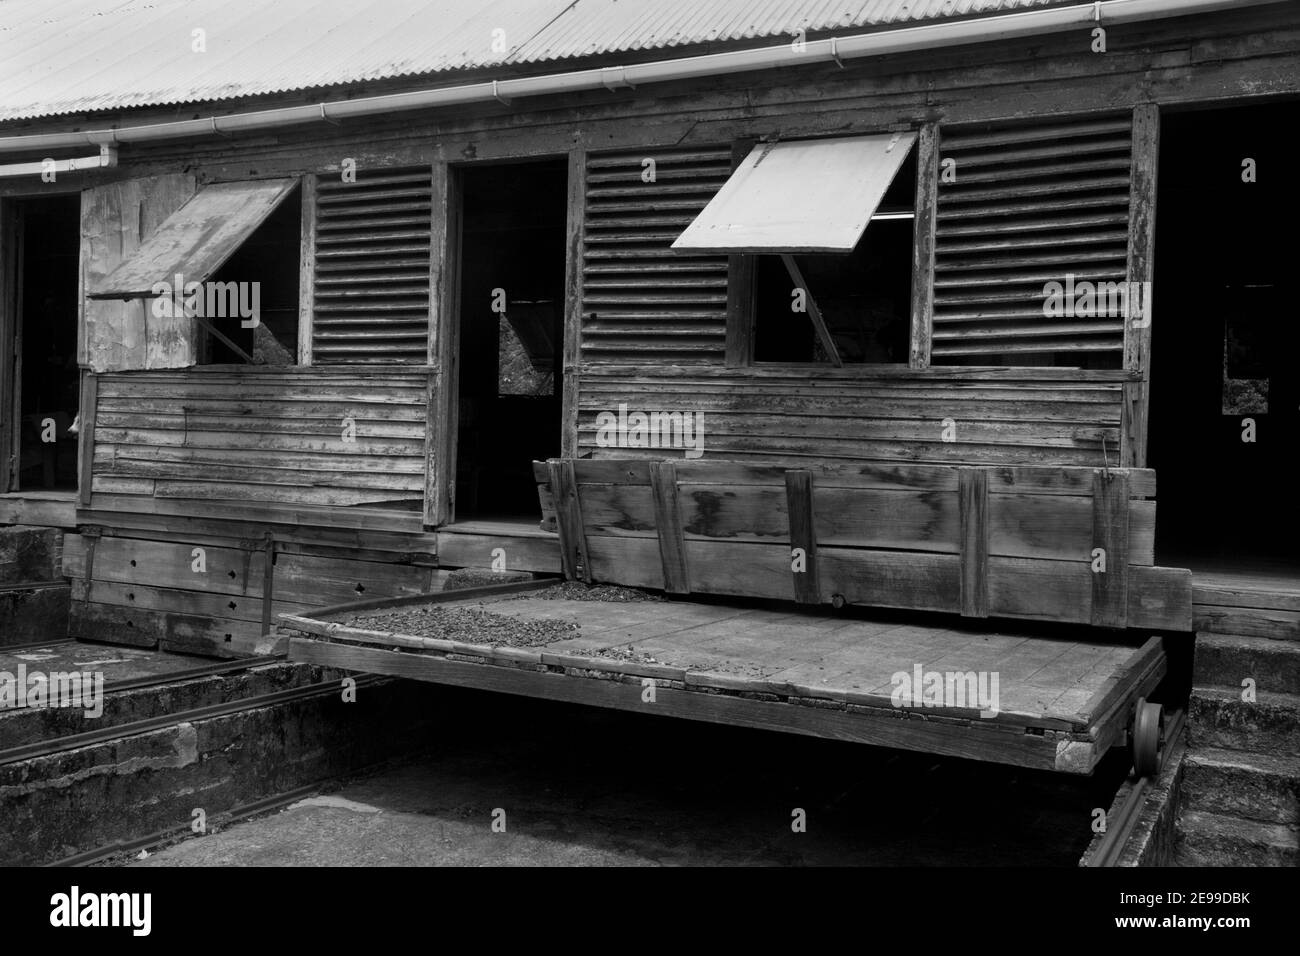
[
  {"left": 581, "top": 145, "right": 731, "bottom": 363},
  {"left": 931, "top": 116, "right": 1133, "bottom": 363},
  {"left": 310, "top": 167, "right": 432, "bottom": 364}
]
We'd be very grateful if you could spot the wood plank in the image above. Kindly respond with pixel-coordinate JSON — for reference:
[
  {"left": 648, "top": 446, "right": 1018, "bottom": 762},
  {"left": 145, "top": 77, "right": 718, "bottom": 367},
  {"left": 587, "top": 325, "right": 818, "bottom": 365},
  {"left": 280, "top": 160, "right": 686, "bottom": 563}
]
[
  {"left": 76, "top": 371, "right": 98, "bottom": 506},
  {"left": 909, "top": 122, "right": 939, "bottom": 369},
  {"left": 1091, "top": 470, "right": 1130, "bottom": 628},
  {"left": 428, "top": 160, "right": 459, "bottom": 524},
  {"left": 290, "top": 638, "right": 1074, "bottom": 772},
  {"left": 561, "top": 147, "right": 586, "bottom": 459},
  {"left": 297, "top": 173, "right": 318, "bottom": 366},
  {"left": 1121, "top": 103, "right": 1159, "bottom": 467},
  {"left": 785, "top": 469, "right": 821, "bottom": 604},
  {"left": 959, "top": 467, "right": 989, "bottom": 617},
  {"left": 435, "top": 530, "right": 561, "bottom": 574},
  {"left": 89, "top": 178, "right": 297, "bottom": 299},
  {"left": 780, "top": 254, "right": 842, "bottom": 366},
  {"left": 649, "top": 460, "right": 689, "bottom": 594},
  {"left": 549, "top": 458, "right": 591, "bottom": 583}
]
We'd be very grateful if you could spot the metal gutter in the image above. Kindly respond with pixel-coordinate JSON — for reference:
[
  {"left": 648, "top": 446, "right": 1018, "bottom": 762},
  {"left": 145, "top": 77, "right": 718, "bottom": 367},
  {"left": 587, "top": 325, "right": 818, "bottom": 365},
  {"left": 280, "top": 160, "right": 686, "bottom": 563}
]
[{"left": 0, "top": 0, "right": 1280, "bottom": 156}]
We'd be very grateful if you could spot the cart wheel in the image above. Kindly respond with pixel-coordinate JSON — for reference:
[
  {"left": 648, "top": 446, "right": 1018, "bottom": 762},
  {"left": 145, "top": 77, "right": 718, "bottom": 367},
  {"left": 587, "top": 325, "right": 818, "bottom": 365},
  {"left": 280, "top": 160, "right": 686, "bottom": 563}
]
[{"left": 1131, "top": 697, "right": 1164, "bottom": 777}]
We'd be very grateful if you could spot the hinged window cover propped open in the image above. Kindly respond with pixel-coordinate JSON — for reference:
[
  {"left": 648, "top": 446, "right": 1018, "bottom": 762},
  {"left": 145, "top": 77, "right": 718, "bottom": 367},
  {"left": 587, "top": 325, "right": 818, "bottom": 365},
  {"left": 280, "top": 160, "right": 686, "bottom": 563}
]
[
  {"left": 671, "top": 133, "right": 917, "bottom": 254},
  {"left": 88, "top": 178, "right": 297, "bottom": 299}
]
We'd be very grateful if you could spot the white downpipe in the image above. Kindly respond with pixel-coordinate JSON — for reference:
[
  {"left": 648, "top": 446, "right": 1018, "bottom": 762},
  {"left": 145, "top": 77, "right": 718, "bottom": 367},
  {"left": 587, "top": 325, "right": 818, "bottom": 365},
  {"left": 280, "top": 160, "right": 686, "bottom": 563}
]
[{"left": 0, "top": 0, "right": 1279, "bottom": 156}]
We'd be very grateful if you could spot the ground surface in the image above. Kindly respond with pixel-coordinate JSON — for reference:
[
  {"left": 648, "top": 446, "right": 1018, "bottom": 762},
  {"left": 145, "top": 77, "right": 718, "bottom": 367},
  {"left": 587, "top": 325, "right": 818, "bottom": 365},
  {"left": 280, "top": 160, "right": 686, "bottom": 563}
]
[{"left": 129, "top": 684, "right": 1129, "bottom": 867}]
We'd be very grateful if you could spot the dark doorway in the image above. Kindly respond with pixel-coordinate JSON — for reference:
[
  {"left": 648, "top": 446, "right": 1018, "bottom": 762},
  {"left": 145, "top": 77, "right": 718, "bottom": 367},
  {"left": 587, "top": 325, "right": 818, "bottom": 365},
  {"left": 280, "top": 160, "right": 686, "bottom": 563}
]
[
  {"left": 3, "top": 194, "right": 81, "bottom": 491},
  {"left": 1148, "top": 101, "right": 1299, "bottom": 571},
  {"left": 453, "top": 160, "right": 567, "bottom": 521}
]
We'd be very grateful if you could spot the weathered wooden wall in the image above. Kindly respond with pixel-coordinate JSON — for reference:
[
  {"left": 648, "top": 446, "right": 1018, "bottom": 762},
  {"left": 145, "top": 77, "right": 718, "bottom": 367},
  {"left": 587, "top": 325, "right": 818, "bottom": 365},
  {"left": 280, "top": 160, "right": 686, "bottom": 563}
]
[
  {"left": 85, "top": 366, "right": 430, "bottom": 514},
  {"left": 577, "top": 366, "right": 1132, "bottom": 467}
]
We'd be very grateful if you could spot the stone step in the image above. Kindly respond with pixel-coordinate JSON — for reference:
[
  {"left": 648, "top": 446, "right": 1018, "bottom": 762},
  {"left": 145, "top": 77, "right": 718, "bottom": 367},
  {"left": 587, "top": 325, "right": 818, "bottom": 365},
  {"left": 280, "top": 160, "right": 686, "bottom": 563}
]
[
  {"left": 1182, "top": 747, "right": 1300, "bottom": 825},
  {"left": 1194, "top": 632, "right": 1300, "bottom": 696},
  {"left": 0, "top": 525, "right": 62, "bottom": 585},
  {"left": 1188, "top": 685, "right": 1300, "bottom": 757},
  {"left": 0, "top": 584, "right": 70, "bottom": 647},
  {"left": 1175, "top": 808, "right": 1298, "bottom": 867}
]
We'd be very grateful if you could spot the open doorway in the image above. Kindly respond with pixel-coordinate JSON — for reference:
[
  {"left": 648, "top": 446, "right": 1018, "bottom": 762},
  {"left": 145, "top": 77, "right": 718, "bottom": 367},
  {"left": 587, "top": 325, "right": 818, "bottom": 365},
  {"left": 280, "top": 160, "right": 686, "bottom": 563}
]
[
  {"left": 452, "top": 160, "right": 567, "bottom": 522},
  {"left": 1148, "top": 100, "right": 1299, "bottom": 573},
  {"left": 1, "top": 194, "right": 81, "bottom": 492}
]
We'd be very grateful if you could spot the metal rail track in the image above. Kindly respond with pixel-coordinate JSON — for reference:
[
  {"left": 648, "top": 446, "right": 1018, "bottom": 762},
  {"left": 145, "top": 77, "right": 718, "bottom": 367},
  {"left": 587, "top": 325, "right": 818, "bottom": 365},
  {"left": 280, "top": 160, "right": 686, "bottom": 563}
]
[
  {"left": 1083, "top": 708, "right": 1186, "bottom": 867},
  {"left": 0, "top": 673, "right": 385, "bottom": 767}
]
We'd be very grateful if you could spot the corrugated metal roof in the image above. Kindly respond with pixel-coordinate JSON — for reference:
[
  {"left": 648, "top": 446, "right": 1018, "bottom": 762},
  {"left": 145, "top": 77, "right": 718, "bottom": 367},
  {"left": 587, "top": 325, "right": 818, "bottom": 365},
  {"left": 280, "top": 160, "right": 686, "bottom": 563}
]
[{"left": 0, "top": 0, "right": 1077, "bottom": 122}]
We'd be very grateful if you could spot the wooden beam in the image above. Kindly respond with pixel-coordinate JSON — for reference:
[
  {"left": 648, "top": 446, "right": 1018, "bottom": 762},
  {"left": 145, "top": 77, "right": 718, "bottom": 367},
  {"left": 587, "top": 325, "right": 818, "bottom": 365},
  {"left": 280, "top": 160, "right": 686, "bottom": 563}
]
[
  {"left": 428, "top": 161, "right": 461, "bottom": 525},
  {"left": 561, "top": 147, "right": 585, "bottom": 459},
  {"left": 958, "top": 467, "right": 989, "bottom": 618},
  {"left": 784, "top": 469, "right": 821, "bottom": 604},
  {"left": 549, "top": 458, "right": 590, "bottom": 583},
  {"left": 1121, "top": 103, "right": 1159, "bottom": 467},
  {"left": 779, "top": 254, "right": 842, "bottom": 367},
  {"left": 76, "top": 371, "right": 98, "bottom": 506},
  {"left": 290, "top": 638, "right": 1076, "bottom": 772},
  {"left": 1091, "top": 469, "right": 1131, "bottom": 628},
  {"left": 909, "top": 122, "right": 939, "bottom": 370},
  {"left": 649, "top": 460, "right": 690, "bottom": 594},
  {"left": 296, "top": 173, "right": 317, "bottom": 366}
]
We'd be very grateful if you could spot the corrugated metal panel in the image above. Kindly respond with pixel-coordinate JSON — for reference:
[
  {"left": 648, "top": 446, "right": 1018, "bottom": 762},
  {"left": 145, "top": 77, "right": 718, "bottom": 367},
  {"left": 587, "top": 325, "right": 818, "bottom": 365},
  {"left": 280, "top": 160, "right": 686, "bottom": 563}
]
[{"left": 0, "top": 0, "right": 1080, "bottom": 122}]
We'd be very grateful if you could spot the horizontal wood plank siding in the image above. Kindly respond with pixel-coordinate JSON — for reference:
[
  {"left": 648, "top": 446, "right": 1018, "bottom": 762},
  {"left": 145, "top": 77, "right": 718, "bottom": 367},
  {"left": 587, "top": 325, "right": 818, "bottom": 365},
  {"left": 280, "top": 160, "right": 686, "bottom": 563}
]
[
  {"left": 581, "top": 145, "right": 731, "bottom": 363},
  {"left": 577, "top": 367, "right": 1127, "bottom": 467},
  {"left": 311, "top": 166, "right": 433, "bottom": 364},
  {"left": 931, "top": 116, "right": 1133, "bottom": 362},
  {"left": 88, "top": 367, "right": 430, "bottom": 516}
]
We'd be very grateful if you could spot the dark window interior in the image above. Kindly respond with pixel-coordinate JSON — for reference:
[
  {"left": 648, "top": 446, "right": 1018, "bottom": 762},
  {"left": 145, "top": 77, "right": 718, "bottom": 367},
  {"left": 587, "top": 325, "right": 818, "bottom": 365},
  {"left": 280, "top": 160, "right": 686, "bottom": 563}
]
[
  {"left": 1149, "top": 100, "right": 1298, "bottom": 570},
  {"left": 199, "top": 185, "right": 301, "bottom": 365},
  {"left": 14, "top": 194, "right": 80, "bottom": 491},
  {"left": 752, "top": 147, "right": 916, "bottom": 364},
  {"left": 455, "top": 160, "right": 567, "bottom": 520}
]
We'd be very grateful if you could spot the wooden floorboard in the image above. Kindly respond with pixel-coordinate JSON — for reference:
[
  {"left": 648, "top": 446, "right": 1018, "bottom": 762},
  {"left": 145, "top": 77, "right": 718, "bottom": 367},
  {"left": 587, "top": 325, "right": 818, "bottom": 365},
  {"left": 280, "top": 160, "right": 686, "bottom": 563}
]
[{"left": 285, "top": 593, "right": 1165, "bottom": 770}]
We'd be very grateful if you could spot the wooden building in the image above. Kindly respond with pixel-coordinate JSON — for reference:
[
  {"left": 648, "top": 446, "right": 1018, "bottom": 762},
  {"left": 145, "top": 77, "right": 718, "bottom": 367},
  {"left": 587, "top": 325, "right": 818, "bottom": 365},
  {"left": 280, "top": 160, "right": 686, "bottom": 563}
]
[{"left": 0, "top": 0, "right": 1296, "bottom": 671}]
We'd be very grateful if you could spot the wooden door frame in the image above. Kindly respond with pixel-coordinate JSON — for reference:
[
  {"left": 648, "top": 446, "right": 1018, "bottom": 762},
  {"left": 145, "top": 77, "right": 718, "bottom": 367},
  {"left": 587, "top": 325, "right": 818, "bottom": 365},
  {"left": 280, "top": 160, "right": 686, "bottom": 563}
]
[
  {"left": 0, "top": 197, "right": 23, "bottom": 492},
  {"left": 426, "top": 151, "right": 579, "bottom": 528}
]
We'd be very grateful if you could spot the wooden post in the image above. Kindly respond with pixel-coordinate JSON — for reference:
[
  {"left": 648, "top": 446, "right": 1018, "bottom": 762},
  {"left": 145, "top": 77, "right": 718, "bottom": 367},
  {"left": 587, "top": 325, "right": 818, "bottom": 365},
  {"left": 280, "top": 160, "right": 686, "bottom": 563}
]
[
  {"left": 958, "top": 467, "right": 989, "bottom": 618},
  {"left": 650, "top": 460, "right": 689, "bottom": 594},
  {"left": 785, "top": 469, "right": 821, "bottom": 604},
  {"left": 1091, "top": 469, "right": 1131, "bottom": 628},
  {"left": 910, "top": 122, "right": 940, "bottom": 370},
  {"left": 428, "top": 161, "right": 461, "bottom": 525},
  {"left": 561, "top": 147, "right": 586, "bottom": 459},
  {"left": 76, "top": 371, "right": 97, "bottom": 507},
  {"left": 1121, "top": 104, "right": 1159, "bottom": 467},
  {"left": 549, "top": 458, "right": 591, "bottom": 583},
  {"left": 296, "top": 173, "right": 317, "bottom": 366}
]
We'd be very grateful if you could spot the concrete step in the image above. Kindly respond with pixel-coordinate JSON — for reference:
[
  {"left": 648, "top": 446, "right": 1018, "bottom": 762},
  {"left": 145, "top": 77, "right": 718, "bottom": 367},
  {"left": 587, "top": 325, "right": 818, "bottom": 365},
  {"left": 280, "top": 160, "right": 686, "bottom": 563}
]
[
  {"left": 1182, "top": 747, "right": 1299, "bottom": 825},
  {"left": 1175, "top": 808, "right": 1298, "bottom": 867},
  {"left": 0, "top": 525, "right": 62, "bottom": 584},
  {"left": 1194, "top": 632, "right": 1300, "bottom": 696},
  {"left": 1188, "top": 685, "right": 1300, "bottom": 757},
  {"left": 0, "top": 584, "right": 70, "bottom": 647},
  {"left": 0, "top": 651, "right": 440, "bottom": 865}
]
